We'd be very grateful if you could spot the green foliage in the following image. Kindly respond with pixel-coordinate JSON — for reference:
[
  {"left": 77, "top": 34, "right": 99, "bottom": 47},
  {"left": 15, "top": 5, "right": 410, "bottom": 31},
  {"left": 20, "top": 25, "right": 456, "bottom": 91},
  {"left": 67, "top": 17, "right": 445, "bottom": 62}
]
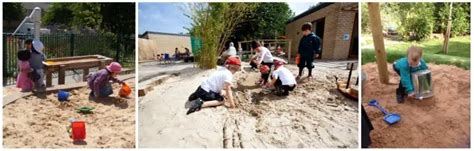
[
  {"left": 71, "top": 3, "right": 101, "bottom": 29},
  {"left": 3, "top": 3, "right": 25, "bottom": 22},
  {"left": 363, "top": 2, "right": 470, "bottom": 41},
  {"left": 390, "top": 3, "right": 435, "bottom": 41},
  {"left": 100, "top": 3, "right": 135, "bottom": 36},
  {"left": 42, "top": 3, "right": 135, "bottom": 63},
  {"left": 436, "top": 3, "right": 470, "bottom": 37},
  {"left": 42, "top": 3, "right": 75, "bottom": 27},
  {"left": 361, "top": 36, "right": 470, "bottom": 69},
  {"left": 187, "top": 3, "right": 257, "bottom": 69},
  {"left": 232, "top": 3, "right": 293, "bottom": 40},
  {"left": 361, "top": 3, "right": 369, "bottom": 33}
]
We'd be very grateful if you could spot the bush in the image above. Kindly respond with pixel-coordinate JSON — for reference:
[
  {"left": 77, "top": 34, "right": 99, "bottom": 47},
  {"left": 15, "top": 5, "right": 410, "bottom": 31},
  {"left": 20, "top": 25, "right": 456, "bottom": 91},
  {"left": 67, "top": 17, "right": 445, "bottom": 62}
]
[
  {"left": 392, "top": 3, "right": 435, "bottom": 41},
  {"left": 437, "top": 3, "right": 470, "bottom": 37}
]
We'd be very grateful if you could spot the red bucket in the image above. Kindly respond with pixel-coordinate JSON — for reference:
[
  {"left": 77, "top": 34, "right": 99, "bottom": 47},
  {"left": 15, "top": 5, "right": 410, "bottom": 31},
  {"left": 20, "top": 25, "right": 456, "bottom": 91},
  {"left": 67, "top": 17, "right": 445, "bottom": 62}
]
[{"left": 71, "top": 121, "right": 86, "bottom": 141}]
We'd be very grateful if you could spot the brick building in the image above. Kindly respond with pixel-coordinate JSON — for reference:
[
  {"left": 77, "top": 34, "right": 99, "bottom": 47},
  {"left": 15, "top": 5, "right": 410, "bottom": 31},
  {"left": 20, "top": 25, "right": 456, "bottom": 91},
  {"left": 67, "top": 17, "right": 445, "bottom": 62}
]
[
  {"left": 285, "top": 3, "right": 358, "bottom": 60},
  {"left": 138, "top": 31, "right": 192, "bottom": 61}
]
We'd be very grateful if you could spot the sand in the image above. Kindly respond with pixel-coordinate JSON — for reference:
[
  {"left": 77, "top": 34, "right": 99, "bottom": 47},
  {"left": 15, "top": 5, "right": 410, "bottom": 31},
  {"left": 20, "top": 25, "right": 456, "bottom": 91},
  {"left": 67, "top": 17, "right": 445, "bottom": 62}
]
[
  {"left": 3, "top": 80, "right": 136, "bottom": 148},
  {"left": 362, "top": 63, "right": 470, "bottom": 148},
  {"left": 139, "top": 62, "right": 358, "bottom": 148}
]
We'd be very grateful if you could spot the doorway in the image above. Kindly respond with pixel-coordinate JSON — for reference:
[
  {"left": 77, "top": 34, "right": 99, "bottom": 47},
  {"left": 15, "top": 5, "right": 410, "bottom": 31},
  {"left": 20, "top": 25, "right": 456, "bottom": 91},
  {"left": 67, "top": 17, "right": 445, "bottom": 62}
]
[
  {"left": 349, "top": 13, "right": 358, "bottom": 59},
  {"left": 313, "top": 17, "right": 325, "bottom": 59}
]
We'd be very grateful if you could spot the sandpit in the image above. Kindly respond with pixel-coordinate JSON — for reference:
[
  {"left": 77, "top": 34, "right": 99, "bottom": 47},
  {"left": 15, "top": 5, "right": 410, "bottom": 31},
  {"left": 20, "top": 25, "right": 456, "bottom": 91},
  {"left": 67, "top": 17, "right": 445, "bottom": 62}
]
[
  {"left": 224, "top": 65, "right": 359, "bottom": 148},
  {"left": 3, "top": 81, "right": 136, "bottom": 148},
  {"left": 362, "top": 63, "right": 470, "bottom": 148},
  {"left": 138, "top": 63, "right": 358, "bottom": 148}
]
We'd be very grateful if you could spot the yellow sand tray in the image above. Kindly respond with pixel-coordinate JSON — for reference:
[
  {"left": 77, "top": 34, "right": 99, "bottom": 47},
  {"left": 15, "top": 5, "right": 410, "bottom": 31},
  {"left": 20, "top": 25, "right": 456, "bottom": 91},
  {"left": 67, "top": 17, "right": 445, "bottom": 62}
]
[
  {"left": 335, "top": 77, "right": 358, "bottom": 101},
  {"left": 44, "top": 60, "right": 56, "bottom": 65}
]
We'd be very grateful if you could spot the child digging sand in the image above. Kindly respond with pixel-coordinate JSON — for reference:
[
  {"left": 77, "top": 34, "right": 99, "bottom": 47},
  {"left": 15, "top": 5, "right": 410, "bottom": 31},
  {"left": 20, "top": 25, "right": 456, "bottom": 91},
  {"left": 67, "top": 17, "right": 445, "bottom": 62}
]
[
  {"left": 251, "top": 41, "right": 274, "bottom": 85},
  {"left": 267, "top": 60, "right": 297, "bottom": 96},
  {"left": 16, "top": 50, "right": 33, "bottom": 92},
  {"left": 186, "top": 57, "right": 241, "bottom": 115},
  {"left": 393, "top": 45, "right": 428, "bottom": 103},
  {"left": 87, "top": 62, "right": 125, "bottom": 99}
]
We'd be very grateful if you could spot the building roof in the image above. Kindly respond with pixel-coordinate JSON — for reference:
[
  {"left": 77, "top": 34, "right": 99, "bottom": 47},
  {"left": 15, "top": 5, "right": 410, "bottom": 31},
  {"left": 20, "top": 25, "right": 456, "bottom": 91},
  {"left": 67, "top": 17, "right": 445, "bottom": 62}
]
[
  {"left": 286, "top": 2, "right": 334, "bottom": 24},
  {"left": 139, "top": 31, "right": 190, "bottom": 38}
]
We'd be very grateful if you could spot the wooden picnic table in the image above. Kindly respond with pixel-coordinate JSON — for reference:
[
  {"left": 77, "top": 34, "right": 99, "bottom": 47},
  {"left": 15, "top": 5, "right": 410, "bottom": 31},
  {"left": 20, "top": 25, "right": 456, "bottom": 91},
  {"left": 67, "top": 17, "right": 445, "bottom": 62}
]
[{"left": 43, "top": 55, "right": 113, "bottom": 87}]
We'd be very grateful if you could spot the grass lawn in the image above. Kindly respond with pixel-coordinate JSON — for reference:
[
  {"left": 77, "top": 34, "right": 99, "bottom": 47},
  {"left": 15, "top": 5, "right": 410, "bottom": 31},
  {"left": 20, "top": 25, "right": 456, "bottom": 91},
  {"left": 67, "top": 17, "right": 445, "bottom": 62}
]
[{"left": 361, "top": 35, "right": 470, "bottom": 69}]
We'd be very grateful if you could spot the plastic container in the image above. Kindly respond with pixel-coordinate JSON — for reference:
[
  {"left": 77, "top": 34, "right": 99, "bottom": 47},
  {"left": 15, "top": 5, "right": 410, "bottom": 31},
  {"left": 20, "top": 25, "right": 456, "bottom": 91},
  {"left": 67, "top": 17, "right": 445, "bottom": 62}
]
[
  {"left": 58, "top": 90, "right": 70, "bottom": 102},
  {"left": 295, "top": 54, "right": 300, "bottom": 65},
  {"left": 119, "top": 83, "right": 131, "bottom": 97},
  {"left": 69, "top": 118, "right": 86, "bottom": 141}
]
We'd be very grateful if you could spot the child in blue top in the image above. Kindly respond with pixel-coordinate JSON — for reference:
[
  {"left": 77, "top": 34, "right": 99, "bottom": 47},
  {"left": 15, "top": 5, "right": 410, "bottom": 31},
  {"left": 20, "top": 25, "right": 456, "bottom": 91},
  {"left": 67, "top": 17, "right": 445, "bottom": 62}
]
[{"left": 393, "top": 46, "right": 428, "bottom": 103}]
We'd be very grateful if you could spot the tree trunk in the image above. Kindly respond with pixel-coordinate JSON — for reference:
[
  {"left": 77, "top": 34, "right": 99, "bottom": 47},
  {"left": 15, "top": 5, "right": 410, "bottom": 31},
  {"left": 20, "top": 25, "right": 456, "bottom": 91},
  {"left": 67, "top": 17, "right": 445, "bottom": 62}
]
[{"left": 443, "top": 2, "right": 453, "bottom": 55}]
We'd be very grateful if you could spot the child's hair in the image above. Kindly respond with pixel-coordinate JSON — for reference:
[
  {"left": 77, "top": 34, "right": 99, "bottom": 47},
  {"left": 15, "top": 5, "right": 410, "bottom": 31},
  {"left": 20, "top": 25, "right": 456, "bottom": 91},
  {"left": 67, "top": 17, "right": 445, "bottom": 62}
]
[
  {"left": 251, "top": 41, "right": 261, "bottom": 49},
  {"left": 25, "top": 39, "right": 33, "bottom": 45},
  {"left": 407, "top": 45, "right": 423, "bottom": 61},
  {"left": 301, "top": 22, "right": 312, "bottom": 31},
  {"left": 227, "top": 64, "right": 240, "bottom": 72},
  {"left": 18, "top": 50, "right": 31, "bottom": 61}
]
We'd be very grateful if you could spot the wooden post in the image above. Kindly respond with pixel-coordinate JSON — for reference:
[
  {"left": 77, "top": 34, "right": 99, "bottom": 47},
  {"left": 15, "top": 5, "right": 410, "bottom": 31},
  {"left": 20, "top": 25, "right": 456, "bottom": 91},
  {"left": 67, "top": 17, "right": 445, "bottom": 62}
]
[
  {"left": 99, "top": 60, "right": 106, "bottom": 69},
  {"left": 288, "top": 40, "right": 292, "bottom": 64},
  {"left": 46, "top": 69, "right": 52, "bottom": 87},
  {"left": 58, "top": 65, "right": 66, "bottom": 85},
  {"left": 368, "top": 3, "right": 389, "bottom": 84},
  {"left": 443, "top": 2, "right": 453, "bottom": 54},
  {"left": 83, "top": 68, "right": 89, "bottom": 82}
]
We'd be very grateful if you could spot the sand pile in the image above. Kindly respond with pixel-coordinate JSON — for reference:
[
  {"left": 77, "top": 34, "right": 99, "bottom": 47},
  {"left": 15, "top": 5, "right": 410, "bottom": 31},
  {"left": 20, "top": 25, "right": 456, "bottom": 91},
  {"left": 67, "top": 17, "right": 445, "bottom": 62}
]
[
  {"left": 3, "top": 81, "right": 136, "bottom": 148},
  {"left": 221, "top": 65, "right": 358, "bottom": 148},
  {"left": 362, "top": 63, "right": 470, "bottom": 148}
]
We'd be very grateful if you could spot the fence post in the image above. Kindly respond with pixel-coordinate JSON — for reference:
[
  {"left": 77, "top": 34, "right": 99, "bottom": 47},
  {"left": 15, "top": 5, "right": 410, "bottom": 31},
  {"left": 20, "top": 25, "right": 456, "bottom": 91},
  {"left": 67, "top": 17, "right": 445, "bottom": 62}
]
[
  {"left": 3, "top": 34, "right": 7, "bottom": 85},
  {"left": 70, "top": 33, "right": 75, "bottom": 56}
]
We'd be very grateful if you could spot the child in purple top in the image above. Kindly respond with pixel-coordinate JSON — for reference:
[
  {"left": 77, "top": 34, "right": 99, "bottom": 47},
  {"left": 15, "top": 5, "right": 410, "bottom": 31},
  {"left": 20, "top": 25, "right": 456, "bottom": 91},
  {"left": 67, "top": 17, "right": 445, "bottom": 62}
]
[{"left": 87, "top": 62, "right": 124, "bottom": 99}]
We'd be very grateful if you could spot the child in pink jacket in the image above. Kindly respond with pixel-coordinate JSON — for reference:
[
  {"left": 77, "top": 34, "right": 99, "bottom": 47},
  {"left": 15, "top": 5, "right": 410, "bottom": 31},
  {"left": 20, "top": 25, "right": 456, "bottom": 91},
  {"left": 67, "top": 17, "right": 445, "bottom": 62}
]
[{"left": 16, "top": 50, "right": 33, "bottom": 92}]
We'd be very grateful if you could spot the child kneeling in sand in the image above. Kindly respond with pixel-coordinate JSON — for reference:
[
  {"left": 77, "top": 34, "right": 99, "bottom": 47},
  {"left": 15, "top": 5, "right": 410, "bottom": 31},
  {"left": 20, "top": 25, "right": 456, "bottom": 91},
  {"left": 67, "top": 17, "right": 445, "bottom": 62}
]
[
  {"left": 186, "top": 57, "right": 241, "bottom": 115},
  {"left": 87, "top": 62, "right": 125, "bottom": 99},
  {"left": 393, "top": 45, "right": 428, "bottom": 103},
  {"left": 266, "top": 60, "right": 297, "bottom": 96}
]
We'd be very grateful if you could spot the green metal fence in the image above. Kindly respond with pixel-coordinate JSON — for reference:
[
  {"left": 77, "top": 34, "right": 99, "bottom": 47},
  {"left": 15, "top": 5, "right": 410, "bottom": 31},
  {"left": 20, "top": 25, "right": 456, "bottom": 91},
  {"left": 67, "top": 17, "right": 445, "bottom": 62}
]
[{"left": 3, "top": 33, "right": 135, "bottom": 86}]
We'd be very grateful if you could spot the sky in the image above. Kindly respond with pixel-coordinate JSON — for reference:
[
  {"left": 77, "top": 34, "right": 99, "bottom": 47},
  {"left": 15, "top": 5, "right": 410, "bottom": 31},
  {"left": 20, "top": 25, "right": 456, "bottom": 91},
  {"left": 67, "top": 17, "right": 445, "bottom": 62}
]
[{"left": 138, "top": 2, "right": 318, "bottom": 35}]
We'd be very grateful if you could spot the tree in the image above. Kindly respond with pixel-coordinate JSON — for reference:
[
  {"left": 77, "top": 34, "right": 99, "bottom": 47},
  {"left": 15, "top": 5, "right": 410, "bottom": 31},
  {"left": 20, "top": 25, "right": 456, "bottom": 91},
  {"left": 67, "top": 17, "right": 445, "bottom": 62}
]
[
  {"left": 388, "top": 3, "right": 435, "bottom": 41},
  {"left": 361, "top": 3, "right": 370, "bottom": 33},
  {"left": 437, "top": 2, "right": 470, "bottom": 37},
  {"left": 42, "top": 3, "right": 135, "bottom": 63},
  {"left": 100, "top": 3, "right": 135, "bottom": 62},
  {"left": 187, "top": 3, "right": 257, "bottom": 69},
  {"left": 3, "top": 3, "right": 25, "bottom": 32},
  {"left": 3, "top": 3, "right": 25, "bottom": 22},
  {"left": 43, "top": 3, "right": 99, "bottom": 30},
  {"left": 232, "top": 3, "right": 293, "bottom": 41}
]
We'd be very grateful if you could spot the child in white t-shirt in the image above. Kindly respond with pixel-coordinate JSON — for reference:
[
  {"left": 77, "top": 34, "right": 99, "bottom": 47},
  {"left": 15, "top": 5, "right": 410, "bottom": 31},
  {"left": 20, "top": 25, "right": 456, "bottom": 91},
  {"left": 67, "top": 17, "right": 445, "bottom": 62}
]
[
  {"left": 250, "top": 41, "right": 274, "bottom": 85},
  {"left": 186, "top": 57, "right": 241, "bottom": 115},
  {"left": 267, "top": 60, "right": 297, "bottom": 96}
]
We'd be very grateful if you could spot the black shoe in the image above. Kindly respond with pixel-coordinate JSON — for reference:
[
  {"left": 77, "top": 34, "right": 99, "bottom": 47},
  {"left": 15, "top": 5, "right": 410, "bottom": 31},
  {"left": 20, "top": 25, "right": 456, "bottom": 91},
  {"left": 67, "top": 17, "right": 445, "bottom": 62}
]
[
  {"left": 188, "top": 92, "right": 198, "bottom": 101},
  {"left": 396, "top": 88, "right": 405, "bottom": 103},
  {"left": 186, "top": 98, "right": 203, "bottom": 115}
]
